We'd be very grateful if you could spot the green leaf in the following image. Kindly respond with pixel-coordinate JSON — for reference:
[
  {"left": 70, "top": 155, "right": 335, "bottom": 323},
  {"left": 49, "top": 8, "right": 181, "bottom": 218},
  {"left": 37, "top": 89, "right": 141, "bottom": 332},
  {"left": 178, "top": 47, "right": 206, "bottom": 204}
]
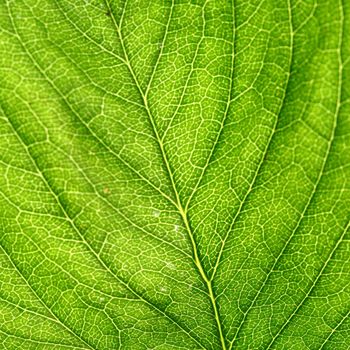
[{"left": 0, "top": 0, "right": 349, "bottom": 349}]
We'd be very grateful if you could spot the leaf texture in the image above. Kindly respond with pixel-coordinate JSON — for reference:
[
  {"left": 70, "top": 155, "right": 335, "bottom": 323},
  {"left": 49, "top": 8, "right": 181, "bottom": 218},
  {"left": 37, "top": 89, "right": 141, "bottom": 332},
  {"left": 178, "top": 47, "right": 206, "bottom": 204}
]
[{"left": 0, "top": 0, "right": 349, "bottom": 349}]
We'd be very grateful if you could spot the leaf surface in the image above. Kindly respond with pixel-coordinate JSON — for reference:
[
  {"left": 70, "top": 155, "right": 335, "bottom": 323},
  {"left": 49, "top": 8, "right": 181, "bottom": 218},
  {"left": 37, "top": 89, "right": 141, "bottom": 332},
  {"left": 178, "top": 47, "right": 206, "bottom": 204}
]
[{"left": 0, "top": 0, "right": 350, "bottom": 349}]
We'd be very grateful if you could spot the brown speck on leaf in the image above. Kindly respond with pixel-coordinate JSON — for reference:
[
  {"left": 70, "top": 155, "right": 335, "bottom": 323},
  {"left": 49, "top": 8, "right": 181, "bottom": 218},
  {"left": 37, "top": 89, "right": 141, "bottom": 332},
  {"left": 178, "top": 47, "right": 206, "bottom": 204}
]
[
  {"left": 103, "top": 187, "right": 111, "bottom": 195},
  {"left": 106, "top": 11, "right": 111, "bottom": 16}
]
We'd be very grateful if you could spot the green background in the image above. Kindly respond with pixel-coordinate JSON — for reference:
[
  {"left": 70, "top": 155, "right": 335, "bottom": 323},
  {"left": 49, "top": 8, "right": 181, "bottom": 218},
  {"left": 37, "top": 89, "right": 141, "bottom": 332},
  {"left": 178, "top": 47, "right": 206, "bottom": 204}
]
[{"left": 0, "top": 0, "right": 349, "bottom": 349}]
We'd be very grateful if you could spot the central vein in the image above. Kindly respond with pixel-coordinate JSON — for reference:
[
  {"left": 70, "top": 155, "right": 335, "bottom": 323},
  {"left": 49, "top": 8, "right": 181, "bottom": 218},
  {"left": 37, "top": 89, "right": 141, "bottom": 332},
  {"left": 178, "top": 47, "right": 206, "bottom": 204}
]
[{"left": 105, "top": 0, "right": 227, "bottom": 348}]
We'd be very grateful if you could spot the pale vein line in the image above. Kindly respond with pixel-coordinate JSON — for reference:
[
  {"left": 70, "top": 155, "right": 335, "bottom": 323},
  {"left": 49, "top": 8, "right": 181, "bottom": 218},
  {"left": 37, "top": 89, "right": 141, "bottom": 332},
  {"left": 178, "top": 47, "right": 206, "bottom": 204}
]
[
  {"left": 265, "top": 2, "right": 345, "bottom": 347},
  {"left": 0, "top": 329, "right": 88, "bottom": 350},
  {"left": 0, "top": 292, "right": 120, "bottom": 344},
  {"left": 144, "top": 0, "right": 175, "bottom": 98},
  {"left": 4, "top": 106, "right": 205, "bottom": 350},
  {"left": 1, "top": 8, "right": 192, "bottom": 261},
  {"left": 51, "top": 1, "right": 144, "bottom": 108},
  {"left": 47, "top": 142, "right": 190, "bottom": 259},
  {"left": 11, "top": 1, "right": 179, "bottom": 210},
  {"left": 319, "top": 308, "right": 350, "bottom": 349},
  {"left": 5, "top": 5, "right": 207, "bottom": 349},
  {"left": 52, "top": 1, "right": 127, "bottom": 65},
  {"left": 1, "top": 161, "right": 142, "bottom": 299},
  {"left": 211, "top": 0, "right": 295, "bottom": 288},
  {"left": 1, "top": 109, "right": 151, "bottom": 298},
  {"left": 0, "top": 296, "right": 55, "bottom": 322},
  {"left": 185, "top": 0, "right": 236, "bottom": 213},
  {"left": 228, "top": 0, "right": 345, "bottom": 346},
  {"left": 0, "top": 95, "right": 189, "bottom": 259},
  {"left": 160, "top": 0, "right": 209, "bottom": 143},
  {"left": 105, "top": 1, "right": 226, "bottom": 348},
  {"left": 0, "top": 245, "right": 95, "bottom": 350},
  {"left": 266, "top": 221, "right": 350, "bottom": 349},
  {"left": 0, "top": 173, "right": 152, "bottom": 309}
]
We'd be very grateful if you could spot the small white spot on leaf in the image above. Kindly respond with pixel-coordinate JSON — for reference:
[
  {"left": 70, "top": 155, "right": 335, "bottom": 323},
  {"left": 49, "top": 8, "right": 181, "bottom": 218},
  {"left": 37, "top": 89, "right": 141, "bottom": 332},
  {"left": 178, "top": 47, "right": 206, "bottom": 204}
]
[
  {"left": 153, "top": 210, "right": 160, "bottom": 218},
  {"left": 166, "top": 262, "right": 176, "bottom": 270},
  {"left": 159, "top": 286, "right": 168, "bottom": 293}
]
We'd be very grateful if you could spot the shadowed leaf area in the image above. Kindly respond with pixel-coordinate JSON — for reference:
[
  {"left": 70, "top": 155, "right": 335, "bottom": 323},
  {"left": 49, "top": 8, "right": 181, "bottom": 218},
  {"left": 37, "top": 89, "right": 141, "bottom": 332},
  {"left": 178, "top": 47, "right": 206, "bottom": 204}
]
[{"left": 0, "top": 0, "right": 349, "bottom": 349}]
